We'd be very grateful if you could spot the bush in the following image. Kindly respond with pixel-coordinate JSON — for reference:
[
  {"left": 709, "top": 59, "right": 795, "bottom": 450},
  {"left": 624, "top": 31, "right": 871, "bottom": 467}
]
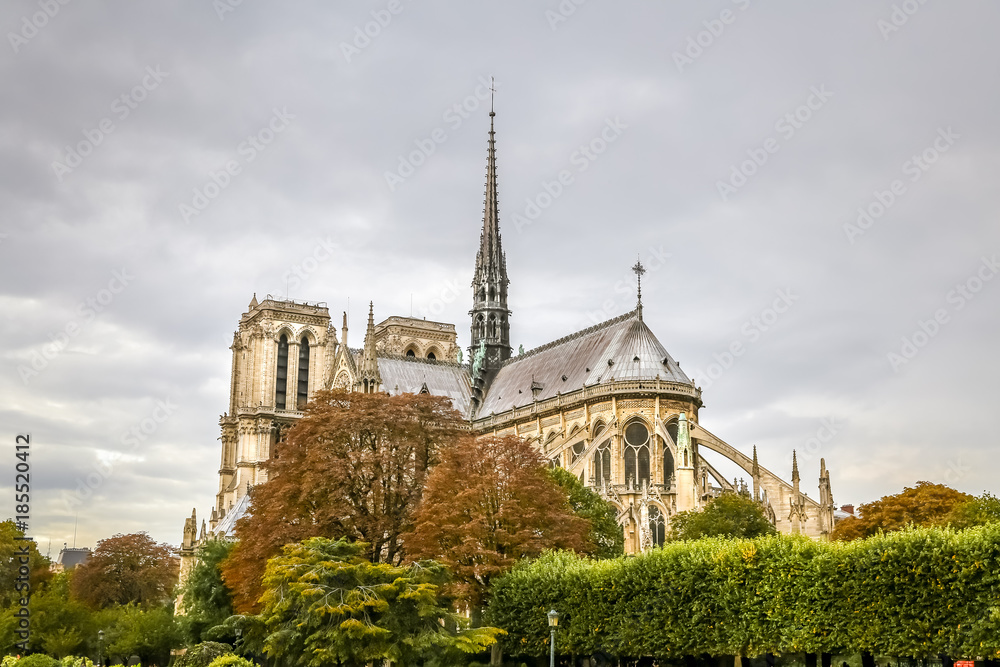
[
  {"left": 487, "top": 524, "right": 1000, "bottom": 660},
  {"left": 59, "top": 658, "right": 94, "bottom": 667},
  {"left": 14, "top": 656, "right": 59, "bottom": 667},
  {"left": 174, "top": 643, "right": 232, "bottom": 667},
  {"left": 205, "top": 656, "right": 254, "bottom": 667}
]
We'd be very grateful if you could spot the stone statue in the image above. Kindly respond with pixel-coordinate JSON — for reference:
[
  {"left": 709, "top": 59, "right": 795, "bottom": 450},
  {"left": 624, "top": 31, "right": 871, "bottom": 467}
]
[
  {"left": 472, "top": 339, "right": 486, "bottom": 377},
  {"left": 456, "top": 349, "right": 463, "bottom": 364}
]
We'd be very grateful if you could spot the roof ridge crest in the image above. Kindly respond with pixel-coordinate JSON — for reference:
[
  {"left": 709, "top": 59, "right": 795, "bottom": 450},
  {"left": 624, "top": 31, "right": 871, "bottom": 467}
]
[{"left": 499, "top": 309, "right": 638, "bottom": 368}]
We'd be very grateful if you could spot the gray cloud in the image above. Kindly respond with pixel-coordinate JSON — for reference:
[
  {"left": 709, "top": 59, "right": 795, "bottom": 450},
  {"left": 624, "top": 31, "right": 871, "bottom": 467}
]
[{"left": 2, "top": 0, "right": 999, "bottom": 548}]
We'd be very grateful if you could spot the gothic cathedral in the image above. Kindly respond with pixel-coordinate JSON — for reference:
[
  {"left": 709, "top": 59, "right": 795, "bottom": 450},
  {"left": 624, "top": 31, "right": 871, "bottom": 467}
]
[{"left": 180, "top": 108, "right": 835, "bottom": 564}]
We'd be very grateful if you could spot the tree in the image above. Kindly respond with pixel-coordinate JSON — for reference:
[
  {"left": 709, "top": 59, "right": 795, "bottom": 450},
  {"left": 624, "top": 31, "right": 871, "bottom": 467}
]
[
  {"left": 947, "top": 492, "right": 1000, "bottom": 530},
  {"left": 259, "top": 537, "right": 501, "bottom": 667},
  {"left": 0, "top": 520, "right": 51, "bottom": 609},
  {"left": 404, "top": 434, "right": 592, "bottom": 611},
  {"left": 70, "top": 533, "right": 178, "bottom": 608},
  {"left": 548, "top": 467, "right": 624, "bottom": 559},
  {"left": 222, "top": 389, "right": 466, "bottom": 613},
  {"left": 28, "top": 572, "right": 96, "bottom": 657},
  {"left": 669, "top": 492, "right": 777, "bottom": 541},
  {"left": 99, "top": 604, "right": 183, "bottom": 667},
  {"left": 831, "top": 481, "right": 973, "bottom": 541},
  {"left": 178, "top": 539, "right": 235, "bottom": 643}
]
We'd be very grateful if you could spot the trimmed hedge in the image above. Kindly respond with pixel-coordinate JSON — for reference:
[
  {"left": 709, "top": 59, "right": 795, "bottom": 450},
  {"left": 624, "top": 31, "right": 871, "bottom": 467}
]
[{"left": 486, "top": 524, "right": 1000, "bottom": 659}]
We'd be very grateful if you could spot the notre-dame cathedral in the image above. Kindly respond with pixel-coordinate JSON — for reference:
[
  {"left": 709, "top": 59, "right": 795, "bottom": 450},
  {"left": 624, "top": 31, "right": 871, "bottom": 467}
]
[{"left": 180, "top": 108, "right": 835, "bottom": 564}]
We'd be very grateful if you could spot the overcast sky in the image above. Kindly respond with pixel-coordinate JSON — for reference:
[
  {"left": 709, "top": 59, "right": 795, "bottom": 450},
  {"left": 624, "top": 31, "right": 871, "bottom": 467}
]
[{"left": 2, "top": 1, "right": 998, "bottom": 551}]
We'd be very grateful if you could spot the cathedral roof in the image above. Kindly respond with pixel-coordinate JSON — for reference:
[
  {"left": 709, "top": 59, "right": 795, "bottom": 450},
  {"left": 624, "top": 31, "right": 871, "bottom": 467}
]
[
  {"left": 478, "top": 309, "right": 691, "bottom": 416},
  {"left": 213, "top": 490, "right": 250, "bottom": 538},
  {"left": 378, "top": 355, "right": 474, "bottom": 418}
]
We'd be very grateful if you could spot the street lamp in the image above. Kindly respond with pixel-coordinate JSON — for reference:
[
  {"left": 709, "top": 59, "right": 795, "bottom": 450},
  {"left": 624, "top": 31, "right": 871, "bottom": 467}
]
[
  {"left": 97, "top": 630, "right": 104, "bottom": 667},
  {"left": 547, "top": 609, "right": 559, "bottom": 667}
]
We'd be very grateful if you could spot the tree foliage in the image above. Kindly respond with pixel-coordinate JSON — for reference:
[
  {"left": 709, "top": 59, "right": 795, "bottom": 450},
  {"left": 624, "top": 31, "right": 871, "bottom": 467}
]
[
  {"left": 488, "top": 524, "right": 1000, "bottom": 660},
  {"left": 547, "top": 467, "right": 624, "bottom": 559},
  {"left": 669, "top": 492, "right": 777, "bottom": 541},
  {"left": 404, "top": 434, "right": 592, "bottom": 609},
  {"left": 832, "top": 481, "right": 973, "bottom": 541},
  {"left": 259, "top": 537, "right": 502, "bottom": 667},
  {"left": 28, "top": 573, "right": 95, "bottom": 657},
  {"left": 0, "top": 521, "right": 51, "bottom": 609},
  {"left": 70, "top": 533, "right": 178, "bottom": 609},
  {"left": 174, "top": 641, "right": 233, "bottom": 667},
  {"left": 222, "top": 389, "right": 466, "bottom": 613},
  {"left": 178, "top": 539, "right": 235, "bottom": 643},
  {"left": 947, "top": 492, "right": 1000, "bottom": 530},
  {"left": 99, "top": 604, "right": 182, "bottom": 667}
]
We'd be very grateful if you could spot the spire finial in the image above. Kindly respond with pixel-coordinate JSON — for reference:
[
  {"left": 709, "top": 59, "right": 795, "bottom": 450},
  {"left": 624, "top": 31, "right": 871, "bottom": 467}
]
[
  {"left": 631, "top": 257, "right": 646, "bottom": 320},
  {"left": 490, "top": 75, "right": 496, "bottom": 115}
]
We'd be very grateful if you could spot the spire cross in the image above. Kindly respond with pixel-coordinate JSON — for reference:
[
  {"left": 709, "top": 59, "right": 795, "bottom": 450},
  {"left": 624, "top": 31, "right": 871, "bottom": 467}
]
[
  {"left": 490, "top": 76, "right": 496, "bottom": 114},
  {"left": 632, "top": 258, "right": 646, "bottom": 317}
]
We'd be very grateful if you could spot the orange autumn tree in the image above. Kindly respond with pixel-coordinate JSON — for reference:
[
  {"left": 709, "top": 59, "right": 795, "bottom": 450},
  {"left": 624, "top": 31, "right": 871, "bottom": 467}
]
[
  {"left": 221, "top": 389, "right": 465, "bottom": 612},
  {"left": 404, "top": 434, "right": 592, "bottom": 611},
  {"left": 70, "top": 532, "right": 178, "bottom": 608},
  {"left": 831, "top": 480, "right": 973, "bottom": 541}
]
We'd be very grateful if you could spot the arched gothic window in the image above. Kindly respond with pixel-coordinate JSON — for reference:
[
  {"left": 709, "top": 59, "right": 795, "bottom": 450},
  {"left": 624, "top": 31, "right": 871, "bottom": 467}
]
[
  {"left": 623, "top": 421, "right": 650, "bottom": 487},
  {"left": 406, "top": 349, "right": 416, "bottom": 357},
  {"left": 275, "top": 334, "right": 288, "bottom": 409},
  {"left": 649, "top": 505, "right": 666, "bottom": 546},
  {"left": 593, "top": 439, "right": 611, "bottom": 486},
  {"left": 297, "top": 337, "right": 310, "bottom": 410},
  {"left": 427, "top": 352, "right": 436, "bottom": 360},
  {"left": 663, "top": 446, "right": 674, "bottom": 486}
]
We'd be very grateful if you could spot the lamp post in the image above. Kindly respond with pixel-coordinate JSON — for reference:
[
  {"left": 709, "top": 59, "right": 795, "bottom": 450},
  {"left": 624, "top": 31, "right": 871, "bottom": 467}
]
[
  {"left": 547, "top": 609, "right": 559, "bottom": 667},
  {"left": 97, "top": 630, "right": 104, "bottom": 667}
]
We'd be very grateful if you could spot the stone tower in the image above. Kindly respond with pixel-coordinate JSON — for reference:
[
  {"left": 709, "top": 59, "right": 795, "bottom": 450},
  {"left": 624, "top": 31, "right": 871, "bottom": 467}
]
[{"left": 470, "top": 108, "right": 511, "bottom": 397}]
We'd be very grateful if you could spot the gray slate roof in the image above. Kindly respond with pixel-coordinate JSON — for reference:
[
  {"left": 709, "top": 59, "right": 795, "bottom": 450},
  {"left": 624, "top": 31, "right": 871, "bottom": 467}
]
[
  {"left": 214, "top": 491, "right": 250, "bottom": 538},
  {"left": 378, "top": 355, "right": 473, "bottom": 417},
  {"left": 479, "top": 309, "right": 691, "bottom": 416}
]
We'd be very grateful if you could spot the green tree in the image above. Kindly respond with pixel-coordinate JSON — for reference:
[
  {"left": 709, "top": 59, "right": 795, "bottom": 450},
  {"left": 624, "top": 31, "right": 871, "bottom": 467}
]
[
  {"left": 174, "top": 641, "right": 233, "bottom": 667},
  {"left": 669, "top": 492, "right": 777, "bottom": 541},
  {"left": 178, "top": 540, "right": 235, "bottom": 643},
  {"left": 831, "top": 481, "right": 972, "bottom": 541},
  {"left": 0, "top": 520, "right": 51, "bottom": 609},
  {"left": 260, "top": 537, "right": 501, "bottom": 667},
  {"left": 548, "top": 467, "right": 624, "bottom": 559},
  {"left": 29, "top": 572, "right": 96, "bottom": 657},
  {"left": 99, "top": 605, "right": 182, "bottom": 667},
  {"left": 947, "top": 492, "right": 1000, "bottom": 529}
]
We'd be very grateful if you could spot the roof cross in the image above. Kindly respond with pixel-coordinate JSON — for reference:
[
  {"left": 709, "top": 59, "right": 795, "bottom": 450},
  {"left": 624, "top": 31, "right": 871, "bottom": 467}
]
[{"left": 632, "top": 257, "right": 646, "bottom": 320}]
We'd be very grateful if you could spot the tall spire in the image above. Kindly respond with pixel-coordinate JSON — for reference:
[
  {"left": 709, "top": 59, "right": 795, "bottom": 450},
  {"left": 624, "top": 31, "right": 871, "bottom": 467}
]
[{"left": 470, "top": 101, "right": 511, "bottom": 398}]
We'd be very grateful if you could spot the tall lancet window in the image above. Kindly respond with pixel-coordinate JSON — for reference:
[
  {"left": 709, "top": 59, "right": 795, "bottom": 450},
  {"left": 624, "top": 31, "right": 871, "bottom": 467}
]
[
  {"left": 592, "top": 439, "right": 611, "bottom": 486},
  {"left": 275, "top": 335, "right": 288, "bottom": 409},
  {"left": 649, "top": 506, "right": 666, "bottom": 546},
  {"left": 297, "top": 337, "right": 310, "bottom": 410},
  {"left": 623, "top": 421, "right": 651, "bottom": 487}
]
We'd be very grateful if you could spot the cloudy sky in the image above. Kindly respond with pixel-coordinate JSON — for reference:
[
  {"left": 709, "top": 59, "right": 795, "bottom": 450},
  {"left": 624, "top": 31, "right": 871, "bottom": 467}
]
[{"left": 2, "top": 1, "right": 998, "bottom": 551}]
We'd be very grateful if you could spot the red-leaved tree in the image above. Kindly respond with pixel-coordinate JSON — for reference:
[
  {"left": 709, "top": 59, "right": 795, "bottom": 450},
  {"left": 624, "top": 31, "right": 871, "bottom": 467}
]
[
  {"left": 404, "top": 434, "right": 592, "bottom": 611},
  {"left": 70, "top": 532, "right": 178, "bottom": 608},
  {"left": 221, "top": 389, "right": 465, "bottom": 612}
]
